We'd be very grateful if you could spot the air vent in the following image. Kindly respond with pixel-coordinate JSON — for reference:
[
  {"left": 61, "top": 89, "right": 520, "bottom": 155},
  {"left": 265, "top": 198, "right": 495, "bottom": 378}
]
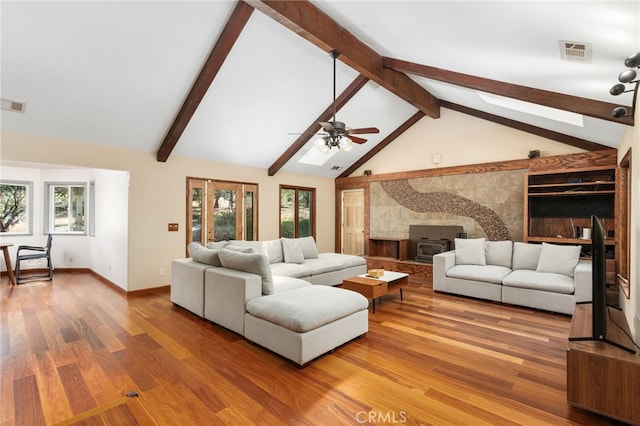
[
  {"left": 559, "top": 41, "right": 592, "bottom": 63},
  {"left": 331, "top": 166, "right": 342, "bottom": 171},
  {"left": 1, "top": 98, "right": 26, "bottom": 113}
]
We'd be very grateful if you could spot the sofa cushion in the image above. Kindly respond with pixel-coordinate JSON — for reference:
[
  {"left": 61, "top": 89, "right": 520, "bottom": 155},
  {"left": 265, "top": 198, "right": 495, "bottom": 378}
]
[
  {"left": 502, "top": 269, "right": 574, "bottom": 294},
  {"left": 206, "top": 241, "right": 229, "bottom": 249},
  {"left": 282, "top": 238, "right": 305, "bottom": 264},
  {"left": 218, "top": 249, "right": 274, "bottom": 295},
  {"left": 455, "top": 238, "right": 486, "bottom": 265},
  {"left": 188, "top": 242, "right": 223, "bottom": 267},
  {"left": 512, "top": 242, "right": 542, "bottom": 270},
  {"left": 226, "top": 240, "right": 268, "bottom": 256},
  {"left": 272, "top": 275, "right": 312, "bottom": 293},
  {"left": 245, "top": 286, "right": 368, "bottom": 332},
  {"left": 536, "top": 242, "right": 581, "bottom": 277},
  {"left": 225, "top": 245, "right": 255, "bottom": 254},
  {"left": 270, "top": 262, "right": 312, "bottom": 278},
  {"left": 264, "top": 239, "right": 284, "bottom": 264},
  {"left": 446, "top": 264, "right": 511, "bottom": 284},
  {"left": 302, "top": 257, "right": 343, "bottom": 275},
  {"left": 485, "top": 240, "right": 513, "bottom": 268},
  {"left": 316, "top": 253, "right": 366, "bottom": 269},
  {"left": 298, "top": 236, "right": 319, "bottom": 259}
]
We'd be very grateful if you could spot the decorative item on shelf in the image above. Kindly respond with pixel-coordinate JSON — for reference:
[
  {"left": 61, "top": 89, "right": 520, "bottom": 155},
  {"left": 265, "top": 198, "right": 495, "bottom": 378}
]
[
  {"left": 528, "top": 149, "right": 540, "bottom": 159},
  {"left": 367, "top": 268, "right": 384, "bottom": 278},
  {"left": 364, "top": 169, "right": 372, "bottom": 176},
  {"left": 610, "top": 52, "right": 639, "bottom": 118}
]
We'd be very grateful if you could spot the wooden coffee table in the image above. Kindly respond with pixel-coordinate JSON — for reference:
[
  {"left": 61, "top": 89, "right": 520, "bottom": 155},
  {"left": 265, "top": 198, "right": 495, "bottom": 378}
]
[{"left": 341, "top": 271, "right": 409, "bottom": 313}]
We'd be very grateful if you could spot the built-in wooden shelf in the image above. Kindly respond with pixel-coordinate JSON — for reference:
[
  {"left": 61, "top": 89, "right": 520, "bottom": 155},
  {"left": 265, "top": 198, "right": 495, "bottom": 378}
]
[
  {"left": 567, "top": 303, "right": 640, "bottom": 425},
  {"left": 368, "top": 238, "right": 410, "bottom": 261}
]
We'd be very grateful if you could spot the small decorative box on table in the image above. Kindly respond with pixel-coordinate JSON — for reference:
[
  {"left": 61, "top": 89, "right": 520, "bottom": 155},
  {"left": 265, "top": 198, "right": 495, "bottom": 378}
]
[{"left": 341, "top": 271, "right": 409, "bottom": 313}]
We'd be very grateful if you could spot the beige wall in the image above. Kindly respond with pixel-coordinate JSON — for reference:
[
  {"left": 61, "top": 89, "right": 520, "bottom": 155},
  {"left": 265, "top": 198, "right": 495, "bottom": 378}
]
[
  {"left": 352, "top": 107, "right": 584, "bottom": 176},
  {"left": 1, "top": 131, "right": 335, "bottom": 291},
  {"left": 617, "top": 98, "right": 640, "bottom": 342}
]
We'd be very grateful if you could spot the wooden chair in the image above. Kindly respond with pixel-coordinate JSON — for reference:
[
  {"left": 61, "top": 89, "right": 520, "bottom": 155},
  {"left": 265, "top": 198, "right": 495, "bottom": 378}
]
[{"left": 15, "top": 234, "right": 53, "bottom": 284}]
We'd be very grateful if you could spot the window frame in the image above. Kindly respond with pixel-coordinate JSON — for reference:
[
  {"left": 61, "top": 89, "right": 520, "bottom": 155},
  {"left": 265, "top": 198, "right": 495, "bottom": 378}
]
[
  {"left": 0, "top": 180, "right": 33, "bottom": 235},
  {"left": 45, "top": 182, "right": 87, "bottom": 235},
  {"left": 279, "top": 185, "right": 316, "bottom": 239}
]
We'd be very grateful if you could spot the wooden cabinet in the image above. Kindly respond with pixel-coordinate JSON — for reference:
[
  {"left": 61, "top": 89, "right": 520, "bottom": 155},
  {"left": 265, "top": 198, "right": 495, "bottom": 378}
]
[
  {"left": 524, "top": 166, "right": 617, "bottom": 283},
  {"left": 567, "top": 304, "right": 640, "bottom": 425},
  {"left": 368, "top": 238, "right": 410, "bottom": 261}
]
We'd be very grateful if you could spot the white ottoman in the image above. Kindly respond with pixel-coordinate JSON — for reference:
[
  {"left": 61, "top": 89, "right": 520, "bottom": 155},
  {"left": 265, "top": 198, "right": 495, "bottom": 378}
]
[{"left": 244, "top": 286, "right": 369, "bottom": 366}]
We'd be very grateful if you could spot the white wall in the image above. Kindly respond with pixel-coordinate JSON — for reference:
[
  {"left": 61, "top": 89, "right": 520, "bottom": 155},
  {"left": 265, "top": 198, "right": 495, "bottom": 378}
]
[
  {"left": 617, "top": 92, "right": 640, "bottom": 344},
  {"left": 1, "top": 131, "right": 336, "bottom": 291},
  {"left": 351, "top": 107, "right": 584, "bottom": 175},
  {"left": 89, "top": 168, "right": 129, "bottom": 290}
]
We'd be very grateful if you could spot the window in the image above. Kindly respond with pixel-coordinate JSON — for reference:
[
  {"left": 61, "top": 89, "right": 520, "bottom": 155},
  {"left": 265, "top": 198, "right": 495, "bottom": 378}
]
[
  {"left": 280, "top": 185, "right": 315, "bottom": 238},
  {"left": 46, "top": 183, "right": 86, "bottom": 234},
  {"left": 0, "top": 181, "right": 32, "bottom": 234}
]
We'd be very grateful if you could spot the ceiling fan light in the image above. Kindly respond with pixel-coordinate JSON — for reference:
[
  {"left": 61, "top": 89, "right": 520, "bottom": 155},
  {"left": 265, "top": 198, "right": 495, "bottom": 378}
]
[
  {"left": 610, "top": 83, "right": 627, "bottom": 96},
  {"left": 340, "top": 136, "right": 353, "bottom": 152},
  {"left": 624, "top": 52, "right": 640, "bottom": 68},
  {"left": 618, "top": 69, "right": 637, "bottom": 83}
]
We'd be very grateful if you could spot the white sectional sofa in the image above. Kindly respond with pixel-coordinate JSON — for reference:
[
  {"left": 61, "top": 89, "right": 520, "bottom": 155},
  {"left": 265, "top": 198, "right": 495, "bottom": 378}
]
[
  {"left": 433, "top": 239, "right": 592, "bottom": 315},
  {"left": 171, "top": 237, "right": 369, "bottom": 365}
]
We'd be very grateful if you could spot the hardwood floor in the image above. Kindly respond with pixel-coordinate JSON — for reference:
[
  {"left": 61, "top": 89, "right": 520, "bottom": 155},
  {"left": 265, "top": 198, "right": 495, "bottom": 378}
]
[{"left": 0, "top": 272, "right": 622, "bottom": 425}]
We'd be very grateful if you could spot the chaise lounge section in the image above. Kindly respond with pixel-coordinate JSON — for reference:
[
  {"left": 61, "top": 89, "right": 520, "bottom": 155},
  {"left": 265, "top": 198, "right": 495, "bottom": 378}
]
[{"left": 171, "top": 237, "right": 369, "bottom": 365}]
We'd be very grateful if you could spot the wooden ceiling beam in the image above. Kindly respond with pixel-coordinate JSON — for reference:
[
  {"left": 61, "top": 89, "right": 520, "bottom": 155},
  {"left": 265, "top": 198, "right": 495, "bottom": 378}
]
[
  {"left": 244, "top": 0, "right": 440, "bottom": 119},
  {"left": 156, "top": 1, "right": 254, "bottom": 162},
  {"left": 338, "top": 111, "right": 426, "bottom": 178},
  {"left": 441, "top": 100, "right": 609, "bottom": 151},
  {"left": 268, "top": 74, "right": 369, "bottom": 176},
  {"left": 383, "top": 57, "right": 633, "bottom": 126}
]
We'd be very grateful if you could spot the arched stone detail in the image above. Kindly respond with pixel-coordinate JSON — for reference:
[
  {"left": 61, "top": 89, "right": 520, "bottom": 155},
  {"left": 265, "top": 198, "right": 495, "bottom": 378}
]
[{"left": 380, "top": 180, "right": 511, "bottom": 241}]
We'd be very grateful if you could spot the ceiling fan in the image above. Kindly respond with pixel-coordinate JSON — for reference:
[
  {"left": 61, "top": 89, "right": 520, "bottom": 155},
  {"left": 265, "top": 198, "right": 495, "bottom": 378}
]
[{"left": 313, "top": 50, "right": 379, "bottom": 152}]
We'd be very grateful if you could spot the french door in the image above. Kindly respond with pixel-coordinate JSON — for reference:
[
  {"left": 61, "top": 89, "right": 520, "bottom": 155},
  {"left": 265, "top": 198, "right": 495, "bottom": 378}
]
[{"left": 187, "top": 178, "right": 258, "bottom": 247}]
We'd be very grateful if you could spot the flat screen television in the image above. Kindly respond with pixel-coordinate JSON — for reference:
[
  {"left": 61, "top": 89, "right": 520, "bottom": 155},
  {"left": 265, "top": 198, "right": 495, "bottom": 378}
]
[{"left": 570, "top": 215, "right": 635, "bottom": 353}]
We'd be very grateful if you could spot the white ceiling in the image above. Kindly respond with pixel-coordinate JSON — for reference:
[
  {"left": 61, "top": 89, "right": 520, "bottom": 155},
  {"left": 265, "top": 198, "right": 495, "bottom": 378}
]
[{"left": 2, "top": 1, "right": 639, "bottom": 178}]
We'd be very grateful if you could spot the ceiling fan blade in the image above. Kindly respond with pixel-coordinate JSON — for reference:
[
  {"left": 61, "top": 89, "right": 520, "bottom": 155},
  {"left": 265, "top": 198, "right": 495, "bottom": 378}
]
[
  {"left": 348, "top": 127, "right": 380, "bottom": 135},
  {"left": 350, "top": 135, "right": 367, "bottom": 144},
  {"left": 319, "top": 121, "right": 336, "bottom": 132}
]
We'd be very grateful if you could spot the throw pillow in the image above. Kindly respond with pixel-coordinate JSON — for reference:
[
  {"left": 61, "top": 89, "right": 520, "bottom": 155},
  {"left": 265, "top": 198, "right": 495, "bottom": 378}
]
[
  {"left": 485, "top": 240, "right": 513, "bottom": 268},
  {"left": 188, "top": 242, "right": 222, "bottom": 267},
  {"left": 218, "top": 249, "right": 274, "bottom": 295},
  {"left": 282, "top": 238, "right": 305, "bottom": 264},
  {"left": 225, "top": 245, "right": 254, "bottom": 254},
  {"left": 206, "top": 241, "right": 228, "bottom": 249},
  {"left": 512, "top": 242, "right": 542, "bottom": 270},
  {"left": 298, "top": 236, "right": 319, "bottom": 259},
  {"left": 455, "top": 238, "right": 486, "bottom": 265},
  {"left": 536, "top": 242, "right": 581, "bottom": 277}
]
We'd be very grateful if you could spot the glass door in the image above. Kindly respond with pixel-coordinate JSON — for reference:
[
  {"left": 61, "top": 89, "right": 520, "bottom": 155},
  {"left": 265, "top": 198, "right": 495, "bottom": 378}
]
[{"left": 187, "top": 178, "right": 258, "bottom": 249}]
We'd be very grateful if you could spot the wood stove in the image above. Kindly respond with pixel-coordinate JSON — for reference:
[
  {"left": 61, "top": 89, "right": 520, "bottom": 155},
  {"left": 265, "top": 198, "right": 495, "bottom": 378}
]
[{"left": 415, "top": 238, "right": 451, "bottom": 263}]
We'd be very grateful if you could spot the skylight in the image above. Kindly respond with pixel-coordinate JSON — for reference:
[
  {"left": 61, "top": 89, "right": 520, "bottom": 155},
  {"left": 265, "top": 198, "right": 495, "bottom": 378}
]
[
  {"left": 477, "top": 91, "right": 584, "bottom": 127},
  {"left": 298, "top": 146, "right": 339, "bottom": 166}
]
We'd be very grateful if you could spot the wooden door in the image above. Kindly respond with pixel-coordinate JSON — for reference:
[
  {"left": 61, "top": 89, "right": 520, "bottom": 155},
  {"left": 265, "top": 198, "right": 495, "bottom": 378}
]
[{"left": 342, "top": 189, "right": 365, "bottom": 255}]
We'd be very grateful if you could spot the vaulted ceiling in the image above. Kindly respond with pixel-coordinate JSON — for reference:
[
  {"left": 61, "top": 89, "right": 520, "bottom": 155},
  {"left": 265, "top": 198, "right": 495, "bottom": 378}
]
[{"left": 2, "top": 1, "right": 638, "bottom": 178}]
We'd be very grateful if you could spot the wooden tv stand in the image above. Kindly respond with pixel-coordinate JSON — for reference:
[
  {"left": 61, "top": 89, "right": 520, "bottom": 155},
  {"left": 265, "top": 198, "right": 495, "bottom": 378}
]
[{"left": 567, "top": 303, "right": 640, "bottom": 425}]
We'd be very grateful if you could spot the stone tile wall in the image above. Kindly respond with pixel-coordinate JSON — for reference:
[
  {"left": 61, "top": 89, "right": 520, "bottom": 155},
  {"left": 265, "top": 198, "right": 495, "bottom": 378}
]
[{"left": 370, "top": 169, "right": 525, "bottom": 241}]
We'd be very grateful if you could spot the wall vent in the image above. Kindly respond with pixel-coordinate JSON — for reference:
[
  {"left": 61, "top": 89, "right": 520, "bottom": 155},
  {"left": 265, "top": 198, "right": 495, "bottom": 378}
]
[
  {"left": 559, "top": 41, "right": 592, "bottom": 63},
  {"left": 1, "top": 98, "right": 26, "bottom": 113}
]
